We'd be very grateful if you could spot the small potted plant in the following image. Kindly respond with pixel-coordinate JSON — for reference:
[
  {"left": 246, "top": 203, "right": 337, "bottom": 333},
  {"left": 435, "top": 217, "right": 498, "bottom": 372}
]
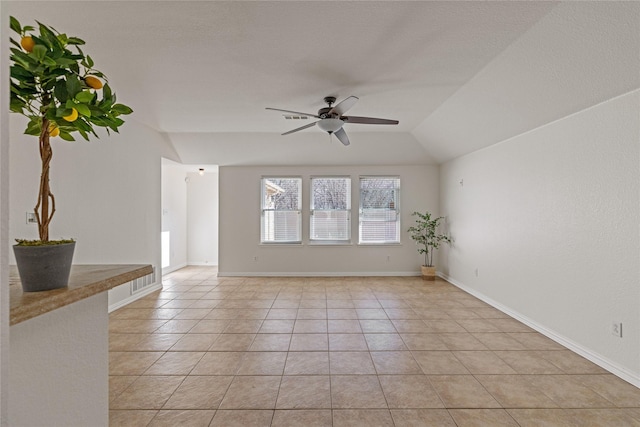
[
  {"left": 407, "top": 211, "right": 450, "bottom": 280},
  {"left": 9, "top": 17, "right": 132, "bottom": 291}
]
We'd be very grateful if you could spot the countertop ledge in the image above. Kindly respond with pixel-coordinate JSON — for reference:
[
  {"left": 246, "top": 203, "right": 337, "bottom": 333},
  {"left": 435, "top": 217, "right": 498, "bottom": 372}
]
[{"left": 10, "top": 264, "right": 154, "bottom": 326}]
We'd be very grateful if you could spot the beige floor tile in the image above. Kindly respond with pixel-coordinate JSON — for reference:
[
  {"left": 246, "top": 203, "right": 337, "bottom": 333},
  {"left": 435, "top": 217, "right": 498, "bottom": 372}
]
[
  {"left": 333, "top": 409, "right": 394, "bottom": 426},
  {"left": 486, "top": 319, "right": 533, "bottom": 333},
  {"left": 209, "top": 334, "right": 256, "bottom": 351},
  {"left": 330, "top": 351, "right": 376, "bottom": 374},
  {"left": 328, "top": 319, "right": 363, "bottom": 333},
  {"left": 371, "top": 351, "right": 422, "bottom": 374},
  {"left": 258, "top": 319, "right": 295, "bottom": 333},
  {"left": 327, "top": 300, "right": 354, "bottom": 309},
  {"left": 384, "top": 308, "right": 420, "bottom": 319},
  {"left": 271, "top": 409, "right": 332, "bottom": 426},
  {"left": 272, "top": 300, "right": 301, "bottom": 309},
  {"left": 188, "top": 299, "right": 220, "bottom": 309},
  {"left": 289, "top": 333, "right": 329, "bottom": 351},
  {"left": 390, "top": 409, "right": 456, "bottom": 426},
  {"left": 572, "top": 374, "right": 640, "bottom": 407},
  {"left": 109, "top": 319, "right": 167, "bottom": 334},
  {"left": 528, "top": 375, "right": 615, "bottom": 408},
  {"left": 471, "top": 333, "right": 528, "bottom": 350},
  {"left": 359, "top": 319, "right": 397, "bottom": 333},
  {"left": 506, "top": 332, "right": 564, "bottom": 349},
  {"left": 352, "top": 300, "right": 382, "bottom": 309},
  {"left": 188, "top": 319, "right": 231, "bottom": 334},
  {"left": 110, "top": 351, "right": 164, "bottom": 375},
  {"left": 160, "top": 299, "right": 195, "bottom": 309},
  {"left": 564, "top": 409, "right": 640, "bottom": 426},
  {"left": 391, "top": 319, "right": 430, "bottom": 333},
  {"left": 219, "top": 376, "right": 282, "bottom": 409},
  {"left": 452, "top": 351, "right": 518, "bottom": 374},
  {"left": 109, "top": 375, "right": 138, "bottom": 402},
  {"left": 147, "top": 409, "right": 215, "bottom": 427},
  {"left": 438, "top": 333, "right": 488, "bottom": 350},
  {"left": 237, "top": 351, "right": 287, "bottom": 375},
  {"left": 249, "top": 333, "right": 292, "bottom": 351},
  {"left": 155, "top": 319, "right": 200, "bottom": 334},
  {"left": 209, "top": 409, "right": 274, "bottom": 426},
  {"left": 284, "top": 352, "right": 330, "bottom": 375},
  {"left": 170, "top": 334, "right": 218, "bottom": 351},
  {"left": 266, "top": 308, "right": 299, "bottom": 319},
  {"left": 494, "top": 350, "right": 564, "bottom": 374},
  {"left": 136, "top": 333, "right": 185, "bottom": 351},
  {"left": 379, "top": 375, "right": 444, "bottom": 408},
  {"left": 449, "top": 409, "right": 519, "bottom": 426},
  {"left": 364, "top": 333, "right": 408, "bottom": 350},
  {"left": 327, "top": 308, "right": 358, "bottom": 319},
  {"left": 356, "top": 308, "right": 389, "bottom": 319},
  {"left": 401, "top": 333, "right": 448, "bottom": 350},
  {"left": 276, "top": 376, "right": 331, "bottom": 409},
  {"left": 144, "top": 351, "right": 204, "bottom": 375},
  {"left": 412, "top": 351, "right": 469, "bottom": 375},
  {"left": 110, "top": 376, "right": 185, "bottom": 409},
  {"left": 537, "top": 350, "right": 608, "bottom": 374},
  {"left": 162, "top": 375, "right": 232, "bottom": 409},
  {"left": 425, "top": 320, "right": 468, "bottom": 333},
  {"left": 475, "top": 375, "right": 558, "bottom": 408},
  {"left": 172, "top": 308, "right": 212, "bottom": 320},
  {"left": 507, "top": 408, "right": 577, "bottom": 426},
  {"left": 190, "top": 352, "right": 244, "bottom": 375},
  {"left": 109, "top": 333, "right": 146, "bottom": 351},
  {"left": 293, "top": 319, "right": 328, "bottom": 333},
  {"left": 428, "top": 375, "right": 501, "bottom": 408},
  {"left": 205, "top": 308, "right": 241, "bottom": 319},
  {"left": 109, "top": 410, "right": 157, "bottom": 427},
  {"left": 329, "top": 333, "right": 368, "bottom": 351},
  {"left": 234, "top": 308, "right": 270, "bottom": 319},
  {"left": 223, "top": 319, "right": 264, "bottom": 333},
  {"left": 297, "top": 308, "right": 328, "bottom": 319},
  {"left": 330, "top": 375, "right": 387, "bottom": 408}
]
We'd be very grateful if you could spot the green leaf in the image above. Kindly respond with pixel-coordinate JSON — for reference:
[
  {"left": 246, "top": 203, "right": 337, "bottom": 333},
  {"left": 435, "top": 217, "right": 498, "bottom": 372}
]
[
  {"left": 86, "top": 55, "right": 94, "bottom": 68},
  {"left": 10, "top": 16, "right": 21, "bottom": 34},
  {"left": 59, "top": 131, "right": 75, "bottom": 141},
  {"left": 74, "top": 103, "right": 91, "bottom": 117},
  {"left": 111, "top": 104, "right": 133, "bottom": 115},
  {"left": 54, "top": 79, "right": 68, "bottom": 103},
  {"left": 75, "top": 90, "right": 94, "bottom": 103},
  {"left": 65, "top": 74, "right": 81, "bottom": 97},
  {"left": 66, "top": 37, "right": 85, "bottom": 45}
]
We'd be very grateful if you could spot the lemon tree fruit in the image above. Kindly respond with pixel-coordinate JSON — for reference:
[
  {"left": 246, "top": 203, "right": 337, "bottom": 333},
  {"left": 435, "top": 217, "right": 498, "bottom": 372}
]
[
  {"left": 63, "top": 108, "right": 78, "bottom": 122},
  {"left": 49, "top": 124, "right": 60, "bottom": 137},
  {"left": 20, "top": 36, "right": 35, "bottom": 52},
  {"left": 85, "top": 76, "right": 103, "bottom": 89}
]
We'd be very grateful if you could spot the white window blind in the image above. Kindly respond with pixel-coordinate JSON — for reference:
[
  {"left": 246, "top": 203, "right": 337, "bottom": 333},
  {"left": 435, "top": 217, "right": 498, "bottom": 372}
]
[
  {"left": 261, "top": 177, "right": 302, "bottom": 243},
  {"left": 310, "top": 177, "right": 351, "bottom": 243},
  {"left": 359, "top": 176, "right": 400, "bottom": 244}
]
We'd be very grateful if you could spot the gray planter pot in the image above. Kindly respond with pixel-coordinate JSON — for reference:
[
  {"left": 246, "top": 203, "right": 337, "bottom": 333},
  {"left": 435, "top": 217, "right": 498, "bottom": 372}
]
[{"left": 13, "top": 242, "right": 76, "bottom": 292}]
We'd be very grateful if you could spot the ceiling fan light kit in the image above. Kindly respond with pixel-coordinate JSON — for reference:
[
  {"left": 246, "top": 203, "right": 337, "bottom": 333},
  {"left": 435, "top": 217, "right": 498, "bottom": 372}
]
[{"left": 266, "top": 95, "right": 399, "bottom": 146}]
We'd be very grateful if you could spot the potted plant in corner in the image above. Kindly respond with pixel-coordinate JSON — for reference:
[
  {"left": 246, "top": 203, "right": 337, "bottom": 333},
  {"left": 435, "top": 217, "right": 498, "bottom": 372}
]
[
  {"left": 407, "top": 211, "right": 450, "bottom": 281},
  {"left": 9, "top": 17, "right": 132, "bottom": 291}
]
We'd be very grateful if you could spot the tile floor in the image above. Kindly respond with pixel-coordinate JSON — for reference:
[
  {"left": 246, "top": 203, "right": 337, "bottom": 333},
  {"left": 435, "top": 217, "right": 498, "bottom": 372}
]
[{"left": 109, "top": 266, "right": 640, "bottom": 426}]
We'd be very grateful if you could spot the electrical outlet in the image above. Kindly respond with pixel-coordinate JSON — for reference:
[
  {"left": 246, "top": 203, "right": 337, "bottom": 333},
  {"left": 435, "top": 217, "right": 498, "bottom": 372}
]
[
  {"left": 386, "top": 255, "right": 391, "bottom": 262},
  {"left": 611, "top": 322, "right": 622, "bottom": 337},
  {"left": 253, "top": 256, "right": 258, "bottom": 262},
  {"left": 26, "top": 212, "right": 37, "bottom": 224},
  {"left": 474, "top": 268, "right": 479, "bottom": 277}
]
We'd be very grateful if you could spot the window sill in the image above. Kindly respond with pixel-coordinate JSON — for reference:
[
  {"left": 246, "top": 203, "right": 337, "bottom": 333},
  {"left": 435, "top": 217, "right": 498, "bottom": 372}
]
[
  {"left": 308, "top": 241, "right": 353, "bottom": 247},
  {"left": 357, "top": 242, "right": 402, "bottom": 246}
]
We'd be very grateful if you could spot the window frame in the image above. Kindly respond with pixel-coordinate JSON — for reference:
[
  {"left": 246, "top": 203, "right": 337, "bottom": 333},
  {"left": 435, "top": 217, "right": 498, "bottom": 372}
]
[
  {"left": 260, "top": 176, "right": 303, "bottom": 244},
  {"left": 309, "top": 176, "right": 352, "bottom": 245},
  {"left": 358, "top": 175, "right": 401, "bottom": 245}
]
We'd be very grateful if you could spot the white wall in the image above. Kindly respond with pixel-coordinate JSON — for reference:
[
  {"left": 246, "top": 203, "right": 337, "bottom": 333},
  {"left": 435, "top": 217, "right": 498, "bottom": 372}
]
[
  {"left": 439, "top": 90, "right": 640, "bottom": 384},
  {"left": 161, "top": 159, "right": 188, "bottom": 273},
  {"left": 8, "top": 116, "right": 179, "bottom": 308},
  {"left": 219, "top": 165, "right": 439, "bottom": 275},
  {"left": 187, "top": 171, "right": 219, "bottom": 266}
]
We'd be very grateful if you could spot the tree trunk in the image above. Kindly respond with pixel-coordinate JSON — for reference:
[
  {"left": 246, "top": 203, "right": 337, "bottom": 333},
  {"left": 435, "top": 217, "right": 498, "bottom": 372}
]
[{"left": 35, "top": 116, "right": 55, "bottom": 242}]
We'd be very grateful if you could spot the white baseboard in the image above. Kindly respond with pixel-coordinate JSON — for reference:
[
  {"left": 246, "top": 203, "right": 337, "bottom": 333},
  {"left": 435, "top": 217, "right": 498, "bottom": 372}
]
[
  {"left": 108, "top": 283, "right": 163, "bottom": 313},
  {"left": 217, "top": 271, "right": 421, "bottom": 277},
  {"left": 439, "top": 272, "right": 640, "bottom": 388},
  {"left": 188, "top": 262, "right": 219, "bottom": 267},
  {"left": 162, "top": 263, "right": 187, "bottom": 275}
]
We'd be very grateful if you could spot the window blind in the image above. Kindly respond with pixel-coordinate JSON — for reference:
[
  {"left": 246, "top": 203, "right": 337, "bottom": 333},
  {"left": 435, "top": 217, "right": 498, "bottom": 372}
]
[
  {"left": 359, "top": 176, "right": 400, "bottom": 243},
  {"left": 261, "top": 177, "right": 302, "bottom": 243},
  {"left": 310, "top": 177, "right": 351, "bottom": 242}
]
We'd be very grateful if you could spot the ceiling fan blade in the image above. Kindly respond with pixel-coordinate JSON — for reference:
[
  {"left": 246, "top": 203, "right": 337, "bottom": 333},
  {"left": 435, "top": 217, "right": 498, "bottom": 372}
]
[
  {"left": 342, "top": 116, "right": 399, "bottom": 125},
  {"left": 266, "top": 107, "right": 320, "bottom": 118},
  {"left": 282, "top": 121, "right": 318, "bottom": 135},
  {"left": 328, "top": 96, "right": 359, "bottom": 116},
  {"left": 334, "top": 127, "right": 350, "bottom": 146}
]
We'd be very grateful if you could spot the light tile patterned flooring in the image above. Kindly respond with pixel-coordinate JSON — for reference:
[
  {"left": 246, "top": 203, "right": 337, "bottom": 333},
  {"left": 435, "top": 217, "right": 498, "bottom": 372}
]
[{"left": 109, "top": 266, "right": 640, "bottom": 426}]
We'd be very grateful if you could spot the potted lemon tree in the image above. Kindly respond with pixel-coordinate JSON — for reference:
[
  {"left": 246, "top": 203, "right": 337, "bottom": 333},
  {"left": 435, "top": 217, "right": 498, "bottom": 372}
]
[
  {"left": 407, "top": 211, "right": 450, "bottom": 280},
  {"left": 10, "top": 17, "right": 132, "bottom": 291}
]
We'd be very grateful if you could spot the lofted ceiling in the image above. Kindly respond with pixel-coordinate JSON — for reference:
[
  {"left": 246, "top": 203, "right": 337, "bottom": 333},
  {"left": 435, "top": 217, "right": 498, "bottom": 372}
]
[{"left": 6, "top": 1, "right": 640, "bottom": 166}]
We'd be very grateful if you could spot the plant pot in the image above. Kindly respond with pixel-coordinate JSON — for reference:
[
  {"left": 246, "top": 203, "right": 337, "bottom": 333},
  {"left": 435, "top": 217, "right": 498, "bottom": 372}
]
[
  {"left": 13, "top": 242, "right": 76, "bottom": 292},
  {"left": 421, "top": 265, "right": 436, "bottom": 281}
]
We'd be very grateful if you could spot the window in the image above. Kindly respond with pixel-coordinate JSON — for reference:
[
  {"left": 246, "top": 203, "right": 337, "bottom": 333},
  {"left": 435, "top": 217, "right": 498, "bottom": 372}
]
[
  {"left": 261, "top": 177, "right": 302, "bottom": 243},
  {"left": 359, "top": 176, "right": 400, "bottom": 244},
  {"left": 310, "top": 177, "right": 351, "bottom": 243}
]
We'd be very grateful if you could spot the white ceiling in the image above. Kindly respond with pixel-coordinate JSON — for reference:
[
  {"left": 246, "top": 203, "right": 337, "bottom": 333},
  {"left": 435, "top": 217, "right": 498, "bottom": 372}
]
[{"left": 7, "top": 1, "right": 640, "bottom": 165}]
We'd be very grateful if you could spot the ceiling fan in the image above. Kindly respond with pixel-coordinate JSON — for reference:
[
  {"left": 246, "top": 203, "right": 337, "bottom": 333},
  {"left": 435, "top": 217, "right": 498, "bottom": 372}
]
[{"left": 266, "top": 96, "right": 399, "bottom": 146}]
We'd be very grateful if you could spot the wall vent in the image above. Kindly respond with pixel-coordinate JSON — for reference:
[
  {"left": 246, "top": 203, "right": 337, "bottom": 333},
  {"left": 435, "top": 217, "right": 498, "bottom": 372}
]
[
  {"left": 284, "top": 115, "right": 308, "bottom": 120},
  {"left": 131, "top": 266, "right": 156, "bottom": 294}
]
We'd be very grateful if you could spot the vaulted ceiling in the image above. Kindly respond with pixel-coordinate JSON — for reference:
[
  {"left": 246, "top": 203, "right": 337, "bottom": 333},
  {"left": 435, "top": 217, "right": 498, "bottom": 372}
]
[{"left": 7, "top": 1, "right": 640, "bottom": 166}]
